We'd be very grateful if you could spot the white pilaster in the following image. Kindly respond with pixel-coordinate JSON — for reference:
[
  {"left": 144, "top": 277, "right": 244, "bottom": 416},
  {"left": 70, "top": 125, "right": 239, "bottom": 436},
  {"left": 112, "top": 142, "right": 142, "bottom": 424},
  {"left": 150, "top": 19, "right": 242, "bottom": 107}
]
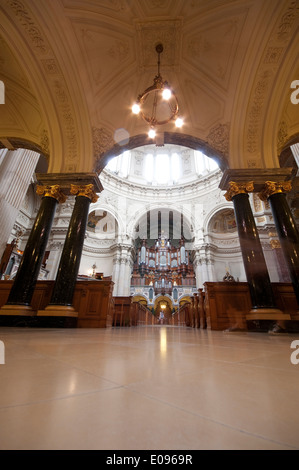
[{"left": 0, "top": 149, "right": 40, "bottom": 258}]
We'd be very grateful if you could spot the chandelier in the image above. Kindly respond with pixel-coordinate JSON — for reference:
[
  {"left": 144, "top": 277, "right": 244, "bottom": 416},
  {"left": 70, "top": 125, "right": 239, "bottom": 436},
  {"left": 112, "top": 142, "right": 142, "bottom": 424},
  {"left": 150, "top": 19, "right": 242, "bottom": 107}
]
[{"left": 132, "top": 43, "right": 183, "bottom": 139}]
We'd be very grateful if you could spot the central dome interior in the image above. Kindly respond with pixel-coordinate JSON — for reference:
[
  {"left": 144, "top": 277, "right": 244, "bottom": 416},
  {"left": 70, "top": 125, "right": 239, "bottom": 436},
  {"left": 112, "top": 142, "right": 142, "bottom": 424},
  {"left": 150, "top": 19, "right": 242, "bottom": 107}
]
[{"left": 104, "top": 144, "right": 219, "bottom": 187}]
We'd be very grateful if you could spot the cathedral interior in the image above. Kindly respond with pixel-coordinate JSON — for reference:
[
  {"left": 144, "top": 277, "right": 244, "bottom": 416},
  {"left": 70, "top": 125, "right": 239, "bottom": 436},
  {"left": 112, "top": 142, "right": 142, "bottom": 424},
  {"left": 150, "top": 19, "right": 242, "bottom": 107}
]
[{"left": 0, "top": 0, "right": 298, "bottom": 451}]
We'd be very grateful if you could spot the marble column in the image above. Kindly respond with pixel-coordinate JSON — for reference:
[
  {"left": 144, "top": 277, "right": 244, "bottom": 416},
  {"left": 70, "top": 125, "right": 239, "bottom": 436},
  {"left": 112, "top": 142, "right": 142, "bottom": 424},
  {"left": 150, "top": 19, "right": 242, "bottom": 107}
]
[
  {"left": 224, "top": 181, "right": 285, "bottom": 321},
  {"left": 259, "top": 181, "right": 299, "bottom": 306},
  {"left": 0, "top": 184, "right": 66, "bottom": 317},
  {"left": 38, "top": 184, "right": 98, "bottom": 319}
]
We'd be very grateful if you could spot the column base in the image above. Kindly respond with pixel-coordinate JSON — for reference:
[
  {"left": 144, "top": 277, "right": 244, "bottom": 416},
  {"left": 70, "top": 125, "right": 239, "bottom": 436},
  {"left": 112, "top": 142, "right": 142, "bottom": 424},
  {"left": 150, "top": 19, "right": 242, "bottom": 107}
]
[
  {"left": 0, "top": 304, "right": 35, "bottom": 316},
  {"left": 37, "top": 305, "right": 78, "bottom": 328},
  {"left": 37, "top": 305, "right": 78, "bottom": 317},
  {"left": 0, "top": 304, "right": 35, "bottom": 327},
  {"left": 290, "top": 311, "right": 299, "bottom": 321},
  {"left": 246, "top": 308, "right": 290, "bottom": 321}
]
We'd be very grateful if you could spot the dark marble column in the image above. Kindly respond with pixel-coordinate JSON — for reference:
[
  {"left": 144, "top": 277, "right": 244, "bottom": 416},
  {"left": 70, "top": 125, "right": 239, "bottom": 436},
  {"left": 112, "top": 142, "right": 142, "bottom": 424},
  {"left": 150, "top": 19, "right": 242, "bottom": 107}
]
[
  {"left": 44, "top": 184, "right": 98, "bottom": 314},
  {"left": 259, "top": 181, "right": 299, "bottom": 306},
  {"left": 225, "top": 182, "right": 284, "bottom": 320},
  {"left": 0, "top": 185, "right": 66, "bottom": 317}
]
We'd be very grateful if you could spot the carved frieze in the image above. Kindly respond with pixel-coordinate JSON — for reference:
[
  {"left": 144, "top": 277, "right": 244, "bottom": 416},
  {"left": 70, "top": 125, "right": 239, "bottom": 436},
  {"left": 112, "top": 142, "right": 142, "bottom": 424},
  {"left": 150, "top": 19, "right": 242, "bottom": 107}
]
[
  {"left": 7, "top": 0, "right": 79, "bottom": 168},
  {"left": 207, "top": 123, "right": 230, "bottom": 157},
  {"left": 40, "top": 129, "right": 49, "bottom": 158},
  {"left": 277, "top": 1, "right": 299, "bottom": 41},
  {"left": 277, "top": 121, "right": 288, "bottom": 153},
  {"left": 92, "top": 127, "right": 114, "bottom": 167},
  {"left": 245, "top": 0, "right": 299, "bottom": 157},
  {"left": 7, "top": 0, "right": 49, "bottom": 54}
]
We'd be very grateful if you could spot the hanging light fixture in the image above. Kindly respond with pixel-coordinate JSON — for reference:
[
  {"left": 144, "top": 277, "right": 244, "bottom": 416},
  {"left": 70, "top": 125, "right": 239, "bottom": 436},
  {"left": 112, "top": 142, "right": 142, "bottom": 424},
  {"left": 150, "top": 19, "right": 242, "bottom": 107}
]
[{"left": 132, "top": 43, "right": 183, "bottom": 139}]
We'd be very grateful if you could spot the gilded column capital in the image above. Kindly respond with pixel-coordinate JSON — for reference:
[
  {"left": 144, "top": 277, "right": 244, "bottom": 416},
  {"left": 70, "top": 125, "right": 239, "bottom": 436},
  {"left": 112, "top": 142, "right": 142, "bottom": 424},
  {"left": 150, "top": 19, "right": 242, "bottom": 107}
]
[
  {"left": 270, "top": 239, "right": 281, "bottom": 249},
  {"left": 70, "top": 184, "right": 99, "bottom": 203},
  {"left": 224, "top": 181, "right": 254, "bottom": 201},
  {"left": 36, "top": 184, "right": 66, "bottom": 203},
  {"left": 258, "top": 181, "right": 292, "bottom": 201}
]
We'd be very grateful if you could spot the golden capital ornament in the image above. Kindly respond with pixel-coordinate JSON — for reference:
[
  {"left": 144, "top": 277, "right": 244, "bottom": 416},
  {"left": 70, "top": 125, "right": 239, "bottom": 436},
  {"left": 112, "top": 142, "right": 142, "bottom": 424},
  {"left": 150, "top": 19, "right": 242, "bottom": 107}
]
[
  {"left": 258, "top": 181, "right": 292, "bottom": 201},
  {"left": 224, "top": 181, "right": 254, "bottom": 201},
  {"left": 36, "top": 184, "right": 66, "bottom": 203},
  {"left": 70, "top": 183, "right": 99, "bottom": 203}
]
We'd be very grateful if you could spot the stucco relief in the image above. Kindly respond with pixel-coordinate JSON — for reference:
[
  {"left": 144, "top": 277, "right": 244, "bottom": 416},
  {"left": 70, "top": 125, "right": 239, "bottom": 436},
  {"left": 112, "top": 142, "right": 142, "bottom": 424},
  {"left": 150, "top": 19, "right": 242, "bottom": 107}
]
[
  {"left": 207, "top": 123, "right": 230, "bottom": 158},
  {"left": 7, "top": 0, "right": 79, "bottom": 169},
  {"left": 92, "top": 127, "right": 114, "bottom": 170},
  {"left": 245, "top": 0, "right": 298, "bottom": 159},
  {"left": 135, "top": 19, "right": 182, "bottom": 69},
  {"left": 7, "top": 0, "right": 49, "bottom": 54}
]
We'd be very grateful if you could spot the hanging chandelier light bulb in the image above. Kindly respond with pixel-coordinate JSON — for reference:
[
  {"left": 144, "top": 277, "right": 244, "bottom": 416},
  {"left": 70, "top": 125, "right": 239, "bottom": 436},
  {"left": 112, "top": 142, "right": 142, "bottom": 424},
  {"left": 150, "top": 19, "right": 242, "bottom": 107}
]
[
  {"left": 131, "top": 43, "right": 182, "bottom": 139},
  {"left": 162, "top": 87, "right": 172, "bottom": 100},
  {"left": 132, "top": 102, "right": 141, "bottom": 114},
  {"left": 175, "top": 117, "right": 183, "bottom": 128},
  {"left": 148, "top": 128, "right": 156, "bottom": 139}
]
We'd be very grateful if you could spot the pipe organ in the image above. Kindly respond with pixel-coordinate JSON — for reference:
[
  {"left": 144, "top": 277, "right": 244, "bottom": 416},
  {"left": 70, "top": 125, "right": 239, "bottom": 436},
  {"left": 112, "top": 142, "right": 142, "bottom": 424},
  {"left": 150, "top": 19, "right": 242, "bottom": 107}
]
[{"left": 131, "top": 236, "right": 196, "bottom": 296}]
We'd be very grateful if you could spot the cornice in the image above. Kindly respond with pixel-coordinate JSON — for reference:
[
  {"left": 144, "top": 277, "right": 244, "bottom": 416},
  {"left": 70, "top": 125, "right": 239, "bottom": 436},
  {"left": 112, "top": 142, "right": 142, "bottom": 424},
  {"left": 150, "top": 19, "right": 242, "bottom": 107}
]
[
  {"left": 82, "top": 245, "right": 114, "bottom": 255},
  {"left": 100, "top": 168, "right": 222, "bottom": 200}
]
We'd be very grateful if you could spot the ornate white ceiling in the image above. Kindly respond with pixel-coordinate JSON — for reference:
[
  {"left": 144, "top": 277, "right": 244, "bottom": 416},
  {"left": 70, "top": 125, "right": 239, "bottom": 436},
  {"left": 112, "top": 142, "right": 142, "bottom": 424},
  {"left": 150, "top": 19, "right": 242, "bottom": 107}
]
[{"left": 0, "top": 0, "right": 298, "bottom": 173}]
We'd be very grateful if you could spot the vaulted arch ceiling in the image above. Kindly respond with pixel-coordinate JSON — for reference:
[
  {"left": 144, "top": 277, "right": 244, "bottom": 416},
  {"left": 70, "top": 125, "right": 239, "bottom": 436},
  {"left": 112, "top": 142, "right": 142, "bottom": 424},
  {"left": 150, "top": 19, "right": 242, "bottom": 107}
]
[{"left": 0, "top": 0, "right": 298, "bottom": 173}]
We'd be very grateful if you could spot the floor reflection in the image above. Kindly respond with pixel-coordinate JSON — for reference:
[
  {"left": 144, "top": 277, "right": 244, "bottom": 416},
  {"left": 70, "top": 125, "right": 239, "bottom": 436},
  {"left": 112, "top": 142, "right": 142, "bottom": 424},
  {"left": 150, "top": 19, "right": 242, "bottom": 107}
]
[{"left": 159, "top": 327, "right": 167, "bottom": 356}]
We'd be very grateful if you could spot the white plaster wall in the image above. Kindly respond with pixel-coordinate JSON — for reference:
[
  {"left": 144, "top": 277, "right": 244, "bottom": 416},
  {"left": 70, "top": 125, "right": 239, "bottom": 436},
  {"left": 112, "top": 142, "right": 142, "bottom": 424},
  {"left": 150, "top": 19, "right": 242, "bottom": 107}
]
[{"left": 79, "top": 252, "right": 114, "bottom": 278}]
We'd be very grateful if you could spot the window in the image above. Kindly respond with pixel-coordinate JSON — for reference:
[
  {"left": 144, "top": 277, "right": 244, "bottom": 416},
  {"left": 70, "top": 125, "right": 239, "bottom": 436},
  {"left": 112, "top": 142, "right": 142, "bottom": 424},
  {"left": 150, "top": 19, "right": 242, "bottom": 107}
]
[
  {"left": 106, "top": 156, "right": 117, "bottom": 173},
  {"left": 155, "top": 154, "right": 169, "bottom": 184},
  {"left": 195, "top": 150, "right": 218, "bottom": 174},
  {"left": 145, "top": 153, "right": 154, "bottom": 182},
  {"left": 105, "top": 147, "right": 218, "bottom": 185},
  {"left": 171, "top": 153, "right": 180, "bottom": 182},
  {"left": 120, "top": 151, "right": 130, "bottom": 177}
]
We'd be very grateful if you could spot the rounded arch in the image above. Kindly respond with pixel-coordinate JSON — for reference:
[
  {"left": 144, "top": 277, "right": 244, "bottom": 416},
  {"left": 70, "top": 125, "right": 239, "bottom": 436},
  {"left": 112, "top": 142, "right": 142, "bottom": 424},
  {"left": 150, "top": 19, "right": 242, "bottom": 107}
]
[
  {"left": 203, "top": 203, "right": 235, "bottom": 235},
  {"left": 95, "top": 132, "right": 229, "bottom": 174},
  {"left": 178, "top": 295, "right": 192, "bottom": 306},
  {"left": 0, "top": 138, "right": 49, "bottom": 167},
  {"left": 153, "top": 295, "right": 173, "bottom": 310},
  {"left": 132, "top": 294, "right": 148, "bottom": 306},
  {"left": 262, "top": 40, "right": 299, "bottom": 167},
  {"left": 0, "top": 9, "right": 93, "bottom": 174},
  {"left": 86, "top": 208, "right": 119, "bottom": 240},
  {"left": 154, "top": 296, "right": 174, "bottom": 323},
  {"left": 130, "top": 205, "right": 195, "bottom": 245},
  {"left": 206, "top": 207, "right": 237, "bottom": 235},
  {"left": 88, "top": 203, "right": 125, "bottom": 237},
  {"left": 279, "top": 132, "right": 299, "bottom": 169}
]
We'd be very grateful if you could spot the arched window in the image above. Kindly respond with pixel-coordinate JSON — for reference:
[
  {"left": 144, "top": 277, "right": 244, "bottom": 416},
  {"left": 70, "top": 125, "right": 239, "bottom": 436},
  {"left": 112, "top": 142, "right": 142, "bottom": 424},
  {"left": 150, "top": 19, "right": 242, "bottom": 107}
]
[
  {"left": 145, "top": 153, "right": 154, "bottom": 182},
  {"left": 155, "top": 154, "right": 169, "bottom": 184},
  {"left": 149, "top": 288, "right": 153, "bottom": 301}
]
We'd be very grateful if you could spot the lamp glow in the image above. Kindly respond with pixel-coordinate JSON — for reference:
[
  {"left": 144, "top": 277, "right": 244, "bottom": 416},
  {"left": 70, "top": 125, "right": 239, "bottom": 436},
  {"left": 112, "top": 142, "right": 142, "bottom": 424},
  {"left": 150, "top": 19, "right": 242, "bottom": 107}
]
[
  {"left": 148, "top": 128, "right": 156, "bottom": 139},
  {"left": 132, "top": 103, "right": 140, "bottom": 114},
  {"left": 162, "top": 87, "right": 172, "bottom": 100},
  {"left": 131, "top": 44, "right": 184, "bottom": 136},
  {"left": 175, "top": 117, "right": 183, "bottom": 128}
]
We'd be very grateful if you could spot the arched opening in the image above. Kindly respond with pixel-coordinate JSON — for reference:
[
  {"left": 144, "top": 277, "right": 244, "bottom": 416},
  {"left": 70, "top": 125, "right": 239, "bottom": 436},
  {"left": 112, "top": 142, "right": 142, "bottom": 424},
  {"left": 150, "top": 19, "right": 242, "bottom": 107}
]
[
  {"left": 132, "top": 294, "right": 148, "bottom": 307},
  {"left": 154, "top": 295, "right": 173, "bottom": 324},
  {"left": 95, "top": 131, "right": 228, "bottom": 174}
]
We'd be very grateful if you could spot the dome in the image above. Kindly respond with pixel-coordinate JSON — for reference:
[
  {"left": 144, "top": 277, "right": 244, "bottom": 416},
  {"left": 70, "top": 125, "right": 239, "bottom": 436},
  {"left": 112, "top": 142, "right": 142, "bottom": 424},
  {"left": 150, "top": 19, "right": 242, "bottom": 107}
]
[{"left": 103, "top": 144, "right": 219, "bottom": 187}]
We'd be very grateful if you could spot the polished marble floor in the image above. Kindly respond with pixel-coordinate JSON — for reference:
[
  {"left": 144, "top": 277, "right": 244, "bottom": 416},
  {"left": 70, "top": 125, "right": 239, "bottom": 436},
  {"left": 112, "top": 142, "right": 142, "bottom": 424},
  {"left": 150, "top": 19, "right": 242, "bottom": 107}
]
[{"left": 0, "top": 325, "right": 299, "bottom": 450}]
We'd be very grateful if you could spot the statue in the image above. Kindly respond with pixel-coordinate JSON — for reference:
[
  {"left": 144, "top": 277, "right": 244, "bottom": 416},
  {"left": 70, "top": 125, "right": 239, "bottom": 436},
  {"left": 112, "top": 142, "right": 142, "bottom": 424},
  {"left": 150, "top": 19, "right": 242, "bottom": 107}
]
[{"left": 223, "top": 271, "right": 235, "bottom": 282}]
